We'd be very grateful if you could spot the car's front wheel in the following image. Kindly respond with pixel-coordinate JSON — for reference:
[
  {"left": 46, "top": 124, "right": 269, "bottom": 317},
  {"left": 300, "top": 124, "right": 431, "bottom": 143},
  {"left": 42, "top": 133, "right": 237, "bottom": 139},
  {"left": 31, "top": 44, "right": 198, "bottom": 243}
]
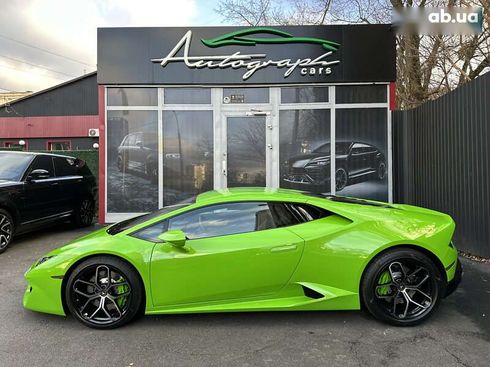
[
  {"left": 0, "top": 209, "right": 13, "bottom": 254},
  {"left": 335, "top": 167, "right": 348, "bottom": 191},
  {"left": 65, "top": 256, "right": 143, "bottom": 329},
  {"left": 361, "top": 248, "right": 444, "bottom": 326}
]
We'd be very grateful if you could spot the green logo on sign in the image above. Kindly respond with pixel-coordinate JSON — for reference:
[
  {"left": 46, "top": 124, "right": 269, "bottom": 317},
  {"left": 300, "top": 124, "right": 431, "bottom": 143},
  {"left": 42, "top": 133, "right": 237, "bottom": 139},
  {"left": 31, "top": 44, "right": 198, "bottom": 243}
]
[{"left": 201, "top": 27, "right": 340, "bottom": 52}]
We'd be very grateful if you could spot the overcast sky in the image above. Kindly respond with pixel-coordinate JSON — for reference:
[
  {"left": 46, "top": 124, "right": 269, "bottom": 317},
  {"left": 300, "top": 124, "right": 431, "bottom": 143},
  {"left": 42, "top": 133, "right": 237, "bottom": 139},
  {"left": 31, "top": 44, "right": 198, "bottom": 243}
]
[{"left": 0, "top": 0, "right": 223, "bottom": 93}]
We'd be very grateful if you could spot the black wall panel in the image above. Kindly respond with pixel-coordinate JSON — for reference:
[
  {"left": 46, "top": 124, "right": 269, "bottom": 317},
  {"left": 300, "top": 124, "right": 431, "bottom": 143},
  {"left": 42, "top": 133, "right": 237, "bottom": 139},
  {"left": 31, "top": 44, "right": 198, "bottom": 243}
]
[{"left": 394, "top": 72, "right": 490, "bottom": 257}]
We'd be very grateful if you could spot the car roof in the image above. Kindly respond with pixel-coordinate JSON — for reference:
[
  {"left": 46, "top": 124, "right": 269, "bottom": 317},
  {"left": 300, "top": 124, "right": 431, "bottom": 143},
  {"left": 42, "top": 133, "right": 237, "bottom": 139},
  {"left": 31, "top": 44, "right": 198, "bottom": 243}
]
[
  {"left": 195, "top": 187, "right": 309, "bottom": 204},
  {"left": 0, "top": 150, "right": 76, "bottom": 159}
]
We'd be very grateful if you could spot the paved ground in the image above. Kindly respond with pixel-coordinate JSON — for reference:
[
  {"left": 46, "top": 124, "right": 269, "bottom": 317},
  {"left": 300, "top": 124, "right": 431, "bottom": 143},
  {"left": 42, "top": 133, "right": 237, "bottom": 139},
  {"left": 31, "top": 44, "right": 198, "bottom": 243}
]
[{"left": 0, "top": 224, "right": 488, "bottom": 367}]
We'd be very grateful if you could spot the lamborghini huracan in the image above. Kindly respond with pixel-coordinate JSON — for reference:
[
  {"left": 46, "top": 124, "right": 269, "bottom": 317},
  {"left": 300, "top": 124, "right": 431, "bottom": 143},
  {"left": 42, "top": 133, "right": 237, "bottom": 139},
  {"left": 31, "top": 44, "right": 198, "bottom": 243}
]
[{"left": 23, "top": 188, "right": 461, "bottom": 329}]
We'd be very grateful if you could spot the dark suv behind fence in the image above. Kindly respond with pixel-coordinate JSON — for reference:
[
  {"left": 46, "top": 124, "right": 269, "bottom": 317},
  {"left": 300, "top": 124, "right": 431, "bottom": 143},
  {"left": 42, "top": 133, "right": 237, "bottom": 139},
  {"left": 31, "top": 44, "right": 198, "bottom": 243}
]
[{"left": 0, "top": 151, "right": 97, "bottom": 253}]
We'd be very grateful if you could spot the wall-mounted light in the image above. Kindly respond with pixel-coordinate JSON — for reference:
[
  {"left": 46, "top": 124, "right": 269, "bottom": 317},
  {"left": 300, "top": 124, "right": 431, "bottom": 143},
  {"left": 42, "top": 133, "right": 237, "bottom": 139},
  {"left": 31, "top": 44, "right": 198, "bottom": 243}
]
[
  {"left": 93, "top": 143, "right": 99, "bottom": 149},
  {"left": 18, "top": 140, "right": 26, "bottom": 146}
]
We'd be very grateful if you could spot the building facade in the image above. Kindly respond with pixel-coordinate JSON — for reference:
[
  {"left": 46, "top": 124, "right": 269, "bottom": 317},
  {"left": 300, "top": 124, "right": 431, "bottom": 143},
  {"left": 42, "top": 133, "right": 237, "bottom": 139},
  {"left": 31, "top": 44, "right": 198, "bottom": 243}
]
[
  {"left": 0, "top": 72, "right": 99, "bottom": 151},
  {"left": 97, "top": 25, "right": 396, "bottom": 223}
]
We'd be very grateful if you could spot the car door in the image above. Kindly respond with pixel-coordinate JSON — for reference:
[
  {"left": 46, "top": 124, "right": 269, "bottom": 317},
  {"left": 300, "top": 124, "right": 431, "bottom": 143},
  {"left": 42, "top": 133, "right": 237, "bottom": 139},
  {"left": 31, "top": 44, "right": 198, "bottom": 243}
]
[
  {"left": 147, "top": 201, "right": 305, "bottom": 307},
  {"left": 21, "top": 155, "right": 63, "bottom": 223},
  {"left": 348, "top": 143, "right": 367, "bottom": 176},
  {"left": 53, "top": 156, "right": 83, "bottom": 213},
  {"left": 364, "top": 145, "right": 378, "bottom": 171}
]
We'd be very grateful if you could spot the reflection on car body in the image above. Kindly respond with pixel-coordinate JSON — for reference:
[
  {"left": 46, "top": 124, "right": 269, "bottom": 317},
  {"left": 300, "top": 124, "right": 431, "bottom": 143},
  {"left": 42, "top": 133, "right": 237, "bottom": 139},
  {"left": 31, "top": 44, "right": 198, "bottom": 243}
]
[
  {"left": 117, "top": 132, "right": 158, "bottom": 182},
  {"left": 283, "top": 141, "right": 386, "bottom": 191}
]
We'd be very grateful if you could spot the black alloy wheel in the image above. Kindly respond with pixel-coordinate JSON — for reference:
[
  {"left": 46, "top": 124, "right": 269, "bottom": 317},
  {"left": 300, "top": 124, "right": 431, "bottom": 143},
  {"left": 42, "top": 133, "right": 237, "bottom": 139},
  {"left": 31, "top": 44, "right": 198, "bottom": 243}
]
[
  {"left": 361, "top": 248, "right": 444, "bottom": 326},
  {"left": 65, "top": 256, "right": 142, "bottom": 329},
  {"left": 335, "top": 167, "right": 348, "bottom": 191},
  {"left": 0, "top": 209, "right": 13, "bottom": 253},
  {"left": 74, "top": 198, "right": 94, "bottom": 227}
]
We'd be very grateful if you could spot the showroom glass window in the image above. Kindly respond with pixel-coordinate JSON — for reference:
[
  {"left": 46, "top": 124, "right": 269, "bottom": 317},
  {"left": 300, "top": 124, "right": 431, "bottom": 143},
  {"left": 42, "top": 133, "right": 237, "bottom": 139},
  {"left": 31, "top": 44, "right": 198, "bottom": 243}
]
[
  {"left": 163, "top": 88, "right": 214, "bottom": 207},
  {"left": 162, "top": 110, "right": 214, "bottom": 206},
  {"left": 335, "top": 108, "right": 388, "bottom": 201},
  {"left": 107, "top": 88, "right": 158, "bottom": 213}
]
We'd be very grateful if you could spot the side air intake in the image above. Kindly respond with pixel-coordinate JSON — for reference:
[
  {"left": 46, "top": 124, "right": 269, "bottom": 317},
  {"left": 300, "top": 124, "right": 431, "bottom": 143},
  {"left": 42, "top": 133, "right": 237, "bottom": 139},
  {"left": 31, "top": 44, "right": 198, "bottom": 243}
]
[{"left": 302, "top": 285, "right": 324, "bottom": 299}]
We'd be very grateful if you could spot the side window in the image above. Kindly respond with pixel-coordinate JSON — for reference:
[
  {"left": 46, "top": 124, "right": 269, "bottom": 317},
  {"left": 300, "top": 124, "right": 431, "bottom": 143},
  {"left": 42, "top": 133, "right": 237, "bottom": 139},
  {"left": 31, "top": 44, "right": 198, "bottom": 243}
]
[
  {"left": 168, "top": 202, "right": 275, "bottom": 240},
  {"left": 53, "top": 157, "right": 78, "bottom": 177},
  {"left": 365, "top": 145, "right": 377, "bottom": 153},
  {"left": 133, "top": 220, "right": 168, "bottom": 242},
  {"left": 29, "top": 156, "right": 54, "bottom": 177},
  {"left": 286, "top": 203, "right": 330, "bottom": 222},
  {"left": 268, "top": 202, "right": 301, "bottom": 228},
  {"left": 351, "top": 143, "right": 363, "bottom": 155},
  {"left": 134, "top": 132, "right": 143, "bottom": 145},
  {"left": 126, "top": 134, "right": 136, "bottom": 146}
]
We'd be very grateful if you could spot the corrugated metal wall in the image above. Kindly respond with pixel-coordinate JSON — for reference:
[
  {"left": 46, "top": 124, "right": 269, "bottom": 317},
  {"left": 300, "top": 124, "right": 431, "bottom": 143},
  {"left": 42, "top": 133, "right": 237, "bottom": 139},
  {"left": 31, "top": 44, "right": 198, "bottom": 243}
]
[
  {"left": 394, "top": 72, "right": 490, "bottom": 257},
  {"left": 0, "top": 72, "right": 98, "bottom": 117}
]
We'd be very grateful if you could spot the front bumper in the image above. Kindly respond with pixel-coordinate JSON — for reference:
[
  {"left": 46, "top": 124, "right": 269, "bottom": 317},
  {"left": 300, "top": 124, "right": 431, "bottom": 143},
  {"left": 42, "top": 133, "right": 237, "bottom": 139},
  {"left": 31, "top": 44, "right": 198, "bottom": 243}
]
[
  {"left": 445, "top": 259, "right": 462, "bottom": 297},
  {"left": 23, "top": 271, "right": 66, "bottom": 316}
]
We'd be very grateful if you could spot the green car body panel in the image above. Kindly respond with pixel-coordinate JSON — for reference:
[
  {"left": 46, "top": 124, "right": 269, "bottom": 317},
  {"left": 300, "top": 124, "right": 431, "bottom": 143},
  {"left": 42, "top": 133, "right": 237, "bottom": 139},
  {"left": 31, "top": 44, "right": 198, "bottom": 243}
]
[{"left": 23, "top": 188, "right": 458, "bottom": 317}]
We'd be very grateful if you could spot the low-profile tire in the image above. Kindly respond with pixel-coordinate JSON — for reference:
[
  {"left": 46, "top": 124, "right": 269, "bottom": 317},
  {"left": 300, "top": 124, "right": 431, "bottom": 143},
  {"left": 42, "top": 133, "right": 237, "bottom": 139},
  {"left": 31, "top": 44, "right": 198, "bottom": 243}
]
[
  {"left": 73, "top": 197, "right": 94, "bottom": 227},
  {"left": 377, "top": 160, "right": 387, "bottom": 180},
  {"left": 335, "top": 167, "right": 348, "bottom": 191},
  {"left": 0, "top": 209, "right": 14, "bottom": 254},
  {"left": 361, "top": 248, "right": 445, "bottom": 326},
  {"left": 65, "top": 256, "right": 143, "bottom": 329}
]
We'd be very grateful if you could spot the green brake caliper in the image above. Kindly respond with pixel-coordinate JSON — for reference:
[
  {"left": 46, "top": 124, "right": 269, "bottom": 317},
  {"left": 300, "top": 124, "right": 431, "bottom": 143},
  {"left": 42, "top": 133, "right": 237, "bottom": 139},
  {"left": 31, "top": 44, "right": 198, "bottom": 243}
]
[
  {"left": 377, "top": 270, "right": 391, "bottom": 296},
  {"left": 113, "top": 279, "right": 129, "bottom": 308}
]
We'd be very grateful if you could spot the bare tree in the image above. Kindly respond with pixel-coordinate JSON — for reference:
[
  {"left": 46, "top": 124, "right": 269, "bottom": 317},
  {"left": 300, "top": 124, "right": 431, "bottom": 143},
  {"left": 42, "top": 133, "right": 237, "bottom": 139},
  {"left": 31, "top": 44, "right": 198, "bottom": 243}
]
[{"left": 215, "top": 0, "right": 490, "bottom": 109}]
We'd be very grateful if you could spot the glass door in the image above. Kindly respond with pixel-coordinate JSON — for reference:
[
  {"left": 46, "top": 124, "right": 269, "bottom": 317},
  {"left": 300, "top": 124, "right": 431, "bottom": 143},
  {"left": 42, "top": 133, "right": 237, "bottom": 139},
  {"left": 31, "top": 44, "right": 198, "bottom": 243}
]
[{"left": 222, "top": 114, "right": 270, "bottom": 188}]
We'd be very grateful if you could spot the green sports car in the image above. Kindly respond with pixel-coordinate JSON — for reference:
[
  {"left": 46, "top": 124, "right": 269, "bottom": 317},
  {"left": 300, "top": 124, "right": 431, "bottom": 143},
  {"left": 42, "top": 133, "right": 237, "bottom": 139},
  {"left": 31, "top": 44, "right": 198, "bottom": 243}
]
[{"left": 23, "top": 188, "right": 461, "bottom": 329}]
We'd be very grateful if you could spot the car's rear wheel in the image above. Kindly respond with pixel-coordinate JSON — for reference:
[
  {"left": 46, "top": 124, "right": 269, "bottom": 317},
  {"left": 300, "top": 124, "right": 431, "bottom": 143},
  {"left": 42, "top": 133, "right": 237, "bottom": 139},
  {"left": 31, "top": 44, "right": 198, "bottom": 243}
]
[
  {"left": 0, "top": 209, "right": 13, "bottom": 254},
  {"left": 65, "top": 256, "right": 142, "bottom": 329},
  {"left": 335, "top": 167, "right": 348, "bottom": 191},
  {"left": 73, "top": 197, "right": 94, "bottom": 227},
  {"left": 377, "top": 160, "right": 386, "bottom": 180},
  {"left": 361, "top": 248, "right": 444, "bottom": 326}
]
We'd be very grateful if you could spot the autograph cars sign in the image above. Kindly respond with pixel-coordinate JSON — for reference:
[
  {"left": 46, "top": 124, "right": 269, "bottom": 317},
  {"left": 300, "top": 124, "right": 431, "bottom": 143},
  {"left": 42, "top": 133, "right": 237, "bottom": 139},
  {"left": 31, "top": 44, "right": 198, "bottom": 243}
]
[
  {"left": 150, "top": 28, "right": 341, "bottom": 80},
  {"left": 98, "top": 25, "right": 395, "bottom": 84}
]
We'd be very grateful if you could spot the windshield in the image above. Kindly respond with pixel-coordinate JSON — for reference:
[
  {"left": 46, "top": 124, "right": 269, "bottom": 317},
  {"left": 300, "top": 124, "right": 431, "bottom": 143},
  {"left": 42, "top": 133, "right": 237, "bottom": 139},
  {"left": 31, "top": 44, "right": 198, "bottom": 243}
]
[
  {"left": 0, "top": 153, "right": 34, "bottom": 181},
  {"left": 107, "top": 202, "right": 192, "bottom": 235},
  {"left": 314, "top": 142, "right": 352, "bottom": 155}
]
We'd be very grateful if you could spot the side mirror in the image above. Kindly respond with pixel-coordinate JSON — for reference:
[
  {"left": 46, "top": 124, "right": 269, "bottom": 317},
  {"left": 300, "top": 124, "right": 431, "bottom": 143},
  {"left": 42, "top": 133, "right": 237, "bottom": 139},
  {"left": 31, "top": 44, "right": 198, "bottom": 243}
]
[
  {"left": 136, "top": 141, "right": 143, "bottom": 148},
  {"left": 27, "top": 169, "right": 50, "bottom": 182},
  {"left": 158, "top": 230, "right": 186, "bottom": 248}
]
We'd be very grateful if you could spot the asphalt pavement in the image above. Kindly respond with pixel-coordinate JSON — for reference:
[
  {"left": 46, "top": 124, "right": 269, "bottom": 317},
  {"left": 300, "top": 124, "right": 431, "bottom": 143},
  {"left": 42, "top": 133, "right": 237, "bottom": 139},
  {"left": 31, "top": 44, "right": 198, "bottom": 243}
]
[{"left": 0, "top": 224, "right": 488, "bottom": 367}]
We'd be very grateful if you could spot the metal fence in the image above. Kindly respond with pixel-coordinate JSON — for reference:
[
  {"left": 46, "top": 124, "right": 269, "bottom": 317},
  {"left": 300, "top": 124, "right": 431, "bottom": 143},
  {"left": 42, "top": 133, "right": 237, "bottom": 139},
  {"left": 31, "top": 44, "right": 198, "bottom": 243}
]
[{"left": 393, "top": 72, "right": 490, "bottom": 257}]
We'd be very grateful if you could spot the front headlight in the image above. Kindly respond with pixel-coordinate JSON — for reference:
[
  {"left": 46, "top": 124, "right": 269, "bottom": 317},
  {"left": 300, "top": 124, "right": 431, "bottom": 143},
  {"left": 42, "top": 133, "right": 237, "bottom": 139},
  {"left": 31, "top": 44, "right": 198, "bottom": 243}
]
[{"left": 35, "top": 255, "right": 56, "bottom": 267}]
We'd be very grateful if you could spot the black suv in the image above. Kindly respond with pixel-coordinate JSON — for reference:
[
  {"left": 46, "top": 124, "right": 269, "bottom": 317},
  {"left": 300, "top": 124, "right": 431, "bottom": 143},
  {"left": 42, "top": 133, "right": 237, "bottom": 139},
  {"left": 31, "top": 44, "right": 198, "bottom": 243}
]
[
  {"left": 0, "top": 151, "right": 96, "bottom": 253},
  {"left": 283, "top": 141, "right": 386, "bottom": 191},
  {"left": 117, "top": 132, "right": 158, "bottom": 183}
]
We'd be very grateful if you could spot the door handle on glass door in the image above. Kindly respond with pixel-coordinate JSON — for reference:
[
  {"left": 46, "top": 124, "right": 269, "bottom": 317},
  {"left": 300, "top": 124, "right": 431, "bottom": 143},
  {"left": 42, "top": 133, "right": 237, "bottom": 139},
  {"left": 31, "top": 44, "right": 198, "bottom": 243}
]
[{"left": 270, "top": 244, "right": 297, "bottom": 253}]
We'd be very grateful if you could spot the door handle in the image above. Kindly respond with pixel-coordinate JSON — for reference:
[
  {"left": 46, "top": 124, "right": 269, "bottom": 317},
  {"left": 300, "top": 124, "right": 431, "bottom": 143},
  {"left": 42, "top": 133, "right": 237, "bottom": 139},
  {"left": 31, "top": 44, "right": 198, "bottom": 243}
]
[
  {"left": 271, "top": 244, "right": 297, "bottom": 253},
  {"left": 50, "top": 182, "right": 59, "bottom": 186}
]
